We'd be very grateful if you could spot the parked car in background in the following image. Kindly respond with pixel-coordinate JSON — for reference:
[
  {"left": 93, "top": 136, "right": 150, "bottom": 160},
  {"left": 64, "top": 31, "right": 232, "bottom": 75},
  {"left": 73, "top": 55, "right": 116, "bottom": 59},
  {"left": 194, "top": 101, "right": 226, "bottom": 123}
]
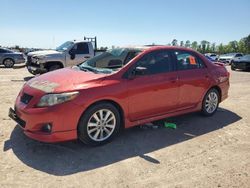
[
  {"left": 0, "top": 47, "right": 25, "bottom": 68},
  {"left": 26, "top": 40, "right": 95, "bottom": 75},
  {"left": 205, "top": 55, "right": 216, "bottom": 62},
  {"left": 205, "top": 53, "right": 218, "bottom": 61},
  {"left": 74, "top": 47, "right": 142, "bottom": 70},
  {"left": 231, "top": 54, "right": 250, "bottom": 71},
  {"left": 218, "top": 53, "right": 243, "bottom": 64},
  {"left": 9, "top": 46, "right": 229, "bottom": 146}
]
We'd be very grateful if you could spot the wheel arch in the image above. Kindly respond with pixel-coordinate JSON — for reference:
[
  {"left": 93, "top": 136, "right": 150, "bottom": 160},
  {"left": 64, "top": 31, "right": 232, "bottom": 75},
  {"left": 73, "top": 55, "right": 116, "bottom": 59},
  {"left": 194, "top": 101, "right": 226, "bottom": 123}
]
[
  {"left": 44, "top": 61, "right": 64, "bottom": 69},
  {"left": 78, "top": 99, "right": 125, "bottom": 130},
  {"left": 206, "top": 85, "right": 222, "bottom": 102},
  {"left": 3, "top": 57, "right": 15, "bottom": 63}
]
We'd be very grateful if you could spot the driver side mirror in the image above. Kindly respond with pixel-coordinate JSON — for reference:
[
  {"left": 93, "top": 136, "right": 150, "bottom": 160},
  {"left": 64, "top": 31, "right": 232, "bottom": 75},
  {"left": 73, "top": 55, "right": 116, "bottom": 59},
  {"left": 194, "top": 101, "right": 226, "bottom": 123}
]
[
  {"left": 128, "top": 66, "right": 147, "bottom": 79},
  {"left": 69, "top": 49, "right": 75, "bottom": 60}
]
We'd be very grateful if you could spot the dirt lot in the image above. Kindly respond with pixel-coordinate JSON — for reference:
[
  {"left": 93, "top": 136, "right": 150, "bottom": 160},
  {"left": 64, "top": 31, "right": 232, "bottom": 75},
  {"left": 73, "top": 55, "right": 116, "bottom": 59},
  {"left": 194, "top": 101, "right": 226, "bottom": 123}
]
[{"left": 0, "top": 66, "right": 249, "bottom": 188}]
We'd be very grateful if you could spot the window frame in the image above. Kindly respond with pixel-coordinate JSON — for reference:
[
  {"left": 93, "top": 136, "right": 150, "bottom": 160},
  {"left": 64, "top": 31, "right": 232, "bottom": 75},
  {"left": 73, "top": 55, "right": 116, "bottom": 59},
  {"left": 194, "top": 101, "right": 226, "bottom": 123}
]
[
  {"left": 123, "top": 49, "right": 175, "bottom": 78},
  {"left": 73, "top": 42, "right": 90, "bottom": 54},
  {"left": 0, "top": 49, "right": 7, "bottom": 53},
  {"left": 171, "top": 50, "right": 207, "bottom": 71}
]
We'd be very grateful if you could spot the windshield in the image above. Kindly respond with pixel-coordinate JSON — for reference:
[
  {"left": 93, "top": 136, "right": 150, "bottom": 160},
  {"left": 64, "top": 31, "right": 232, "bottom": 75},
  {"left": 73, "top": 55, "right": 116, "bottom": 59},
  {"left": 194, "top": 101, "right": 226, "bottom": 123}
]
[
  {"left": 242, "top": 55, "right": 250, "bottom": 60},
  {"left": 78, "top": 48, "right": 141, "bottom": 74},
  {"left": 56, "top": 41, "right": 74, "bottom": 51}
]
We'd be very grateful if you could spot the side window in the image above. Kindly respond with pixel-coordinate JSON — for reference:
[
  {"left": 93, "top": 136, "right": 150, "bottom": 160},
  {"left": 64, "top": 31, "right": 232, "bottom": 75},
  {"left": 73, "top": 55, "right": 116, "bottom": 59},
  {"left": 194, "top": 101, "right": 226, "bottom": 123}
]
[
  {"left": 235, "top": 54, "right": 243, "bottom": 57},
  {"left": 74, "top": 43, "right": 89, "bottom": 54},
  {"left": 174, "top": 51, "right": 205, "bottom": 70},
  {"left": 124, "top": 51, "right": 141, "bottom": 65},
  {"left": 135, "top": 50, "right": 172, "bottom": 75}
]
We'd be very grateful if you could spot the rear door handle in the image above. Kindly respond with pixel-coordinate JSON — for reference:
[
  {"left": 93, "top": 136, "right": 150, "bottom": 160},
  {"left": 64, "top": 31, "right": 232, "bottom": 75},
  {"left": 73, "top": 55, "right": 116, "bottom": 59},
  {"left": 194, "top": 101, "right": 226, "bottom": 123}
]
[{"left": 84, "top": 56, "right": 91, "bottom": 59}]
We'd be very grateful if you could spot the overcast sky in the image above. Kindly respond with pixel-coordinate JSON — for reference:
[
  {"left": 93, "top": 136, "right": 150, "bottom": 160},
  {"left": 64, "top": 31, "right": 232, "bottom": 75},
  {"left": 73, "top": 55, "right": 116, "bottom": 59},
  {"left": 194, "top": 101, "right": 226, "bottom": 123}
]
[{"left": 0, "top": 0, "right": 250, "bottom": 48}]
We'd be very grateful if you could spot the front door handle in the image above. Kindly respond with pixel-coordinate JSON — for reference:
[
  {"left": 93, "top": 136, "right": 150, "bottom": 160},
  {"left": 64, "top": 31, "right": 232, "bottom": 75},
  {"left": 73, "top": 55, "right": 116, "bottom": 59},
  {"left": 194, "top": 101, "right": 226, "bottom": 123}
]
[
  {"left": 84, "top": 56, "right": 91, "bottom": 59},
  {"left": 169, "top": 77, "right": 178, "bottom": 83}
]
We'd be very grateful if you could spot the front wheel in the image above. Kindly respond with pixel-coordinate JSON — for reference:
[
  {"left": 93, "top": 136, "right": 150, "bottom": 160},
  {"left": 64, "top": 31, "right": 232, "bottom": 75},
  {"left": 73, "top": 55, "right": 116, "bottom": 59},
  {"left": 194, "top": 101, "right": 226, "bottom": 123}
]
[
  {"left": 231, "top": 65, "right": 236, "bottom": 71},
  {"left": 78, "top": 103, "right": 121, "bottom": 146},
  {"left": 201, "top": 89, "right": 219, "bottom": 116},
  {"left": 48, "top": 64, "right": 61, "bottom": 72},
  {"left": 27, "top": 68, "right": 36, "bottom": 75}
]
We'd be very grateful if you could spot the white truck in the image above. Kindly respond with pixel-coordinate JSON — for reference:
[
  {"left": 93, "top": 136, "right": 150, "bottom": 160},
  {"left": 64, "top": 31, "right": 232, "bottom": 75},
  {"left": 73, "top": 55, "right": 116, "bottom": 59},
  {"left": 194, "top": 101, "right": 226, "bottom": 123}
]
[{"left": 26, "top": 40, "right": 97, "bottom": 75}]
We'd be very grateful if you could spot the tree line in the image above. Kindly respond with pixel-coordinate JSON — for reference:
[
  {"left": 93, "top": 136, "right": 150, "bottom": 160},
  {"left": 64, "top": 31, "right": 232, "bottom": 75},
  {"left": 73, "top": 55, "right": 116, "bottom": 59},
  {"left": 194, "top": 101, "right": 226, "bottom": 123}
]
[{"left": 170, "top": 34, "right": 250, "bottom": 55}]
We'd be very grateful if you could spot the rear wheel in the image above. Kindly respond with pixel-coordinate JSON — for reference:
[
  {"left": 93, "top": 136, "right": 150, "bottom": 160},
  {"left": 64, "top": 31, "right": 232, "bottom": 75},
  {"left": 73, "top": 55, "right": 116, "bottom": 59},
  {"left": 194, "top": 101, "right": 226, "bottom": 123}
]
[
  {"left": 78, "top": 103, "right": 121, "bottom": 146},
  {"left": 3, "top": 58, "right": 15, "bottom": 68},
  {"left": 48, "top": 64, "right": 61, "bottom": 72},
  {"left": 201, "top": 88, "right": 219, "bottom": 116}
]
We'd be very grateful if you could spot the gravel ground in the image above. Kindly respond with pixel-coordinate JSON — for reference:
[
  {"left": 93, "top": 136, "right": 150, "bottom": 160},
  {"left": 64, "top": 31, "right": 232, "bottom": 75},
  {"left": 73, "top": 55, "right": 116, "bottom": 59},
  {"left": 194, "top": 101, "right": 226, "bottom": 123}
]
[{"left": 0, "top": 65, "right": 249, "bottom": 188}]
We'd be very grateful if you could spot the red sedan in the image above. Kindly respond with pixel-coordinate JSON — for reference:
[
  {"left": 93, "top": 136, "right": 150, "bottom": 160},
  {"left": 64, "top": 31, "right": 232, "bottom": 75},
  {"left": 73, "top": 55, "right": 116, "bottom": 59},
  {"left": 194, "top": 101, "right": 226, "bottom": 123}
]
[{"left": 9, "top": 46, "right": 230, "bottom": 145}]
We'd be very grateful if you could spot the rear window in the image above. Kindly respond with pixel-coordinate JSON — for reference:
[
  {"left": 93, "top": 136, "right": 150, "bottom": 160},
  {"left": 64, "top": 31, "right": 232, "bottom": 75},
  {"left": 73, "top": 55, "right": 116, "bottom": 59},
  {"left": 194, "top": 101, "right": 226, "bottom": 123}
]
[{"left": 174, "top": 51, "right": 205, "bottom": 70}]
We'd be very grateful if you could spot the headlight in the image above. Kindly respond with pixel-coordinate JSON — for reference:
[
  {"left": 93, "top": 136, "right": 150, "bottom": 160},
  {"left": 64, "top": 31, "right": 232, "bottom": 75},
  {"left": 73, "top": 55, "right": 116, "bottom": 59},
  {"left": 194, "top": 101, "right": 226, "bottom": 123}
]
[
  {"left": 32, "top": 56, "right": 45, "bottom": 63},
  {"left": 37, "top": 91, "right": 79, "bottom": 107}
]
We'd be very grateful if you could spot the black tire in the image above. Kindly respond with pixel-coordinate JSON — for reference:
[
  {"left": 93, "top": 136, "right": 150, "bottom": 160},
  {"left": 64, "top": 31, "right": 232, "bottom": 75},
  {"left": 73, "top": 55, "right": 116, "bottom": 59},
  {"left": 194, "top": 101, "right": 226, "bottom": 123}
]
[
  {"left": 201, "top": 88, "right": 220, "bottom": 116},
  {"left": 78, "top": 103, "right": 121, "bottom": 146},
  {"left": 48, "top": 64, "right": 61, "bottom": 72},
  {"left": 27, "top": 68, "right": 36, "bottom": 75},
  {"left": 231, "top": 65, "right": 236, "bottom": 71},
  {"left": 3, "top": 58, "right": 15, "bottom": 68}
]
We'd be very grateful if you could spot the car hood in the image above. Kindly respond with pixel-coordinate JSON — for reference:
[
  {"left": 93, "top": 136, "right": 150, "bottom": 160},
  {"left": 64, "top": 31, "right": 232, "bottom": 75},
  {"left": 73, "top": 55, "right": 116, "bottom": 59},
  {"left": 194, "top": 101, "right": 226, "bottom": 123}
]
[
  {"left": 234, "top": 57, "right": 249, "bottom": 63},
  {"left": 12, "top": 51, "right": 23, "bottom": 55},
  {"left": 219, "top": 55, "right": 233, "bottom": 59},
  {"left": 5, "top": 51, "right": 23, "bottom": 55},
  {"left": 28, "top": 50, "right": 62, "bottom": 57},
  {"left": 26, "top": 68, "right": 107, "bottom": 93}
]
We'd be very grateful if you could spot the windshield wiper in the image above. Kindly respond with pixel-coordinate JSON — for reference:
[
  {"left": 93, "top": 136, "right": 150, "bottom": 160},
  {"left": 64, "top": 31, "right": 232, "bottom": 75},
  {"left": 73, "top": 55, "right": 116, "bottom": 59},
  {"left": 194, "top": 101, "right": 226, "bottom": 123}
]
[{"left": 78, "top": 65, "right": 98, "bottom": 73}]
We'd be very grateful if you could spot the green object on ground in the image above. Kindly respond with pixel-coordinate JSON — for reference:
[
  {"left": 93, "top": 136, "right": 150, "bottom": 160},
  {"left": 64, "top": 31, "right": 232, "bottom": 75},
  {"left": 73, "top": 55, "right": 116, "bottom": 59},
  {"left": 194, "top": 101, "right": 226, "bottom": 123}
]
[{"left": 164, "top": 122, "right": 177, "bottom": 129}]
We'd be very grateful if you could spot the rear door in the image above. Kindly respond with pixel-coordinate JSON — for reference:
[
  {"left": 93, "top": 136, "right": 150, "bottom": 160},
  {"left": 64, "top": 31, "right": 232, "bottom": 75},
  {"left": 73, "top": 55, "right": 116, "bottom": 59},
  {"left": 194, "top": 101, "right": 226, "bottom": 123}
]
[
  {"left": 126, "top": 50, "right": 179, "bottom": 121},
  {"left": 0, "top": 49, "right": 4, "bottom": 63},
  {"left": 173, "top": 50, "right": 211, "bottom": 109}
]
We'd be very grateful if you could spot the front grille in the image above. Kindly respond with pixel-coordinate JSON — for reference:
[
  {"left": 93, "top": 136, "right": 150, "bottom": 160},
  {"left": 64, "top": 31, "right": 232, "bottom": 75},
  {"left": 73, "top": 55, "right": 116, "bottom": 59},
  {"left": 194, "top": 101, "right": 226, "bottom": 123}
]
[
  {"left": 26, "top": 55, "right": 32, "bottom": 66},
  {"left": 20, "top": 93, "right": 33, "bottom": 105},
  {"left": 10, "top": 107, "right": 26, "bottom": 128},
  {"left": 26, "top": 55, "right": 40, "bottom": 67}
]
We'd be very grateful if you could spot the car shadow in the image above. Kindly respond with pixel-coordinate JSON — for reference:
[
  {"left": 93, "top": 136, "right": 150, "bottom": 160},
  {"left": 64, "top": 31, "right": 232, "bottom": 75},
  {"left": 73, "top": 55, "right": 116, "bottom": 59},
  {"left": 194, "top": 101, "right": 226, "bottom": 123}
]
[
  {"left": 23, "top": 76, "right": 34, "bottom": 81},
  {"left": 234, "top": 69, "right": 250, "bottom": 73},
  {"left": 0, "top": 64, "right": 26, "bottom": 69},
  {"left": 10, "top": 76, "right": 34, "bottom": 82},
  {"left": 3, "top": 108, "right": 241, "bottom": 176}
]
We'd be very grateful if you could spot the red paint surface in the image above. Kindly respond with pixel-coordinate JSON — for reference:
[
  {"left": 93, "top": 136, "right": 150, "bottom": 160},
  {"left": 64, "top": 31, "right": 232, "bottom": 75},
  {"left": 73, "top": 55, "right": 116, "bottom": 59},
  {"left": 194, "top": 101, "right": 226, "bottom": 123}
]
[{"left": 13, "top": 46, "right": 230, "bottom": 142}]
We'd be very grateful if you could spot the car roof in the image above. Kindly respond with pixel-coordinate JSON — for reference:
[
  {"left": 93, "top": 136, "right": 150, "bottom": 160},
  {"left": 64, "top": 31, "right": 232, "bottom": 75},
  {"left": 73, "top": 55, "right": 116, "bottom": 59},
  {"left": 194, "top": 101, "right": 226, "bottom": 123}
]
[
  {"left": 0, "top": 47, "right": 12, "bottom": 51},
  {"left": 144, "top": 45, "right": 198, "bottom": 53},
  {"left": 121, "top": 45, "right": 197, "bottom": 53}
]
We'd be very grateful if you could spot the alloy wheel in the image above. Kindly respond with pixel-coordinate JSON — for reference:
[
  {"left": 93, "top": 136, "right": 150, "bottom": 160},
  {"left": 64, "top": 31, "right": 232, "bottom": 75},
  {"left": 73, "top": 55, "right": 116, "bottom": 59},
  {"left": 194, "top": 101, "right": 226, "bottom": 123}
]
[
  {"left": 87, "top": 109, "right": 116, "bottom": 142},
  {"left": 205, "top": 91, "right": 218, "bottom": 114}
]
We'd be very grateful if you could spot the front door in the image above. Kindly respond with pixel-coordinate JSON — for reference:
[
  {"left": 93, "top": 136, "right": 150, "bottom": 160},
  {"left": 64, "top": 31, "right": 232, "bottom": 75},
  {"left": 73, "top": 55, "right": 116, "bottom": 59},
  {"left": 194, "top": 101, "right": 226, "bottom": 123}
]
[
  {"left": 127, "top": 50, "right": 179, "bottom": 121},
  {"left": 66, "top": 42, "right": 91, "bottom": 67}
]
